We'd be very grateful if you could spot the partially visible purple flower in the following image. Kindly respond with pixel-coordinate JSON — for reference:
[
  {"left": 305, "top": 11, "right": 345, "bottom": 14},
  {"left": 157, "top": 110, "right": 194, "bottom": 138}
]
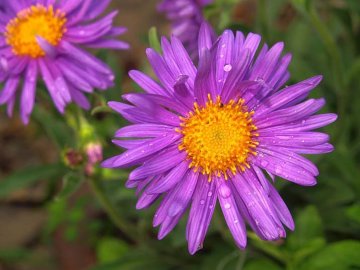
[
  {"left": 0, "top": 0, "right": 128, "bottom": 124},
  {"left": 158, "top": 0, "right": 213, "bottom": 59},
  {"left": 102, "top": 23, "right": 336, "bottom": 254}
]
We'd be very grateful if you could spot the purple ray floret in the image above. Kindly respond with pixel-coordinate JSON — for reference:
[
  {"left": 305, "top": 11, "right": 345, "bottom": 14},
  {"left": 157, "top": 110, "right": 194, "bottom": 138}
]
[
  {"left": 0, "top": 0, "right": 128, "bottom": 124},
  {"left": 102, "top": 23, "right": 337, "bottom": 254}
]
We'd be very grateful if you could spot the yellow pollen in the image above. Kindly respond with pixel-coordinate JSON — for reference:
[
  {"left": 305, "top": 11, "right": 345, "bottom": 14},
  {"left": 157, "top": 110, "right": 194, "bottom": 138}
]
[
  {"left": 5, "top": 4, "right": 67, "bottom": 58},
  {"left": 178, "top": 95, "right": 258, "bottom": 180}
]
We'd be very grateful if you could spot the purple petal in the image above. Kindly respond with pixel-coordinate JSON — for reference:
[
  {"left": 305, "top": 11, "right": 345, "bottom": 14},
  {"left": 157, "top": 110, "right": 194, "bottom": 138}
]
[
  {"left": 216, "top": 178, "right": 247, "bottom": 248},
  {"left": 187, "top": 176, "right": 217, "bottom": 254}
]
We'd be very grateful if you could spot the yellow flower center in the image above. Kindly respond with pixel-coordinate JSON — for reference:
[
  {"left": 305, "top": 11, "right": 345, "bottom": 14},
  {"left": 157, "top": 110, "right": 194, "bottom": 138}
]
[
  {"left": 178, "top": 95, "right": 258, "bottom": 180},
  {"left": 5, "top": 4, "right": 67, "bottom": 58}
]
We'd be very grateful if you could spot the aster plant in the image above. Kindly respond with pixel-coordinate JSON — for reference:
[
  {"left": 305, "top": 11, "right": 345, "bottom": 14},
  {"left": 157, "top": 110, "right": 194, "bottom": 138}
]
[
  {"left": 102, "top": 23, "right": 337, "bottom": 254},
  {"left": 0, "top": 0, "right": 128, "bottom": 124},
  {"left": 158, "top": 0, "right": 213, "bottom": 59}
]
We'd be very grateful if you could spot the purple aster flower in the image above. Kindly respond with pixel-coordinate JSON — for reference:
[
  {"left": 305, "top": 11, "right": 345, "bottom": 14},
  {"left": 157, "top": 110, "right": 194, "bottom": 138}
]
[
  {"left": 158, "top": 0, "right": 213, "bottom": 59},
  {"left": 0, "top": 0, "right": 128, "bottom": 124},
  {"left": 102, "top": 23, "right": 337, "bottom": 254}
]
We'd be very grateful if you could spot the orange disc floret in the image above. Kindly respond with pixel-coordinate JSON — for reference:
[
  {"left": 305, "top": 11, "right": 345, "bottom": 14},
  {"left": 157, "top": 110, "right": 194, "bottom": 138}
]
[
  {"left": 5, "top": 4, "right": 67, "bottom": 58},
  {"left": 177, "top": 95, "right": 258, "bottom": 180}
]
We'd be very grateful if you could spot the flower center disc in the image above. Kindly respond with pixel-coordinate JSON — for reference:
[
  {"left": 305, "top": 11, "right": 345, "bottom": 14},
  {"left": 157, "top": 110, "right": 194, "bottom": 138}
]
[
  {"left": 178, "top": 96, "right": 258, "bottom": 179},
  {"left": 5, "top": 4, "right": 67, "bottom": 58}
]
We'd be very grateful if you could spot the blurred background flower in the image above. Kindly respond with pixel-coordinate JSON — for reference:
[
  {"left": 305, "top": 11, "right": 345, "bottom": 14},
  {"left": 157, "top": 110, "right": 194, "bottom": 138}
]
[
  {"left": 158, "top": 0, "right": 214, "bottom": 59},
  {"left": 0, "top": 0, "right": 128, "bottom": 124}
]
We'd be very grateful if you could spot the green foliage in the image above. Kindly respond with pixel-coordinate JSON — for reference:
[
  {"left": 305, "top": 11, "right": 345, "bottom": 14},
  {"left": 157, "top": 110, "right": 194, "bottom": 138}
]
[
  {"left": 299, "top": 241, "right": 360, "bottom": 270},
  {"left": 0, "top": 163, "right": 66, "bottom": 198},
  {"left": 96, "top": 237, "right": 129, "bottom": 264},
  {"left": 56, "top": 172, "right": 85, "bottom": 200}
]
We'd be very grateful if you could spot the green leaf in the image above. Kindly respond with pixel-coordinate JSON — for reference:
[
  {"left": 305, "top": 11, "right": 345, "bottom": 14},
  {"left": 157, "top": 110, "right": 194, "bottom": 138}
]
[
  {"left": 346, "top": 204, "right": 360, "bottom": 224},
  {"left": 56, "top": 172, "right": 85, "bottom": 200},
  {"left": 91, "top": 249, "right": 170, "bottom": 270},
  {"left": 288, "top": 206, "right": 323, "bottom": 250},
  {"left": 0, "top": 248, "right": 30, "bottom": 263},
  {"left": 244, "top": 259, "right": 282, "bottom": 270},
  {"left": 148, "top": 27, "right": 161, "bottom": 53},
  {"left": 299, "top": 241, "right": 360, "bottom": 270},
  {"left": 97, "top": 237, "right": 129, "bottom": 264},
  {"left": 0, "top": 163, "right": 66, "bottom": 198},
  {"left": 44, "top": 199, "right": 67, "bottom": 236},
  {"left": 292, "top": 238, "right": 326, "bottom": 266}
]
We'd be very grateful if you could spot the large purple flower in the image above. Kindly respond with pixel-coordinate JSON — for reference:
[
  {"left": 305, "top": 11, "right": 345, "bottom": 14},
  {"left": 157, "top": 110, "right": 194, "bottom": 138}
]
[
  {"left": 158, "top": 0, "right": 213, "bottom": 59},
  {"left": 0, "top": 0, "right": 128, "bottom": 124},
  {"left": 102, "top": 23, "right": 336, "bottom": 254}
]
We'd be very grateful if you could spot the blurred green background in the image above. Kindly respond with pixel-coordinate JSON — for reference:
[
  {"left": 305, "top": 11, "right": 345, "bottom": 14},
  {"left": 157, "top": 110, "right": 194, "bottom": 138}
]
[{"left": 0, "top": 0, "right": 359, "bottom": 269}]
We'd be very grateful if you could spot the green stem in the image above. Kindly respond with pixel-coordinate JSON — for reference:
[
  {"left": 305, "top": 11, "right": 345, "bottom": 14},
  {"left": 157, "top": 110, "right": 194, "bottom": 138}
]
[
  {"left": 236, "top": 250, "right": 247, "bottom": 270},
  {"left": 89, "top": 176, "right": 138, "bottom": 243}
]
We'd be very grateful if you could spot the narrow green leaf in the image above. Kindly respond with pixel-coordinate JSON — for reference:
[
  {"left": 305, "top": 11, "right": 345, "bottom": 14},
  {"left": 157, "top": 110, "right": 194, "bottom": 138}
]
[
  {"left": 148, "top": 27, "right": 161, "bottom": 53},
  {"left": 0, "top": 164, "right": 66, "bottom": 198}
]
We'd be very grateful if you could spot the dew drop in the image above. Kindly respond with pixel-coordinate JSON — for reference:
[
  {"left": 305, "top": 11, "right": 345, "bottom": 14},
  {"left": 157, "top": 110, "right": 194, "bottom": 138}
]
[
  {"left": 275, "top": 166, "right": 282, "bottom": 174},
  {"left": 219, "top": 183, "right": 231, "bottom": 198},
  {"left": 223, "top": 64, "right": 232, "bottom": 72},
  {"left": 261, "top": 160, "right": 269, "bottom": 167},
  {"left": 234, "top": 219, "right": 239, "bottom": 224},
  {"left": 208, "top": 191, "right": 213, "bottom": 197},
  {"left": 200, "top": 200, "right": 205, "bottom": 205},
  {"left": 247, "top": 201, "right": 255, "bottom": 208},
  {"left": 224, "top": 203, "right": 231, "bottom": 209}
]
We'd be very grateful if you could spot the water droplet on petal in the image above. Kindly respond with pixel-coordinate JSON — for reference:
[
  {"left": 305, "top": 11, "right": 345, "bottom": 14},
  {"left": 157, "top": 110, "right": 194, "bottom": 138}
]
[
  {"left": 219, "top": 183, "right": 232, "bottom": 198},
  {"left": 275, "top": 165, "right": 282, "bottom": 174},
  {"left": 234, "top": 219, "right": 239, "bottom": 224},
  {"left": 261, "top": 160, "right": 269, "bottom": 167},
  {"left": 208, "top": 191, "right": 213, "bottom": 197},
  {"left": 200, "top": 200, "right": 205, "bottom": 205},
  {"left": 224, "top": 64, "right": 232, "bottom": 72},
  {"left": 247, "top": 201, "right": 255, "bottom": 208},
  {"left": 224, "top": 203, "right": 231, "bottom": 209}
]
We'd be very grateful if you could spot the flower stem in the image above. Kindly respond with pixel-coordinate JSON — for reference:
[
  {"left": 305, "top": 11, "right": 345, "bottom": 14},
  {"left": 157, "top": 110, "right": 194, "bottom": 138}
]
[{"left": 89, "top": 176, "right": 138, "bottom": 243}]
